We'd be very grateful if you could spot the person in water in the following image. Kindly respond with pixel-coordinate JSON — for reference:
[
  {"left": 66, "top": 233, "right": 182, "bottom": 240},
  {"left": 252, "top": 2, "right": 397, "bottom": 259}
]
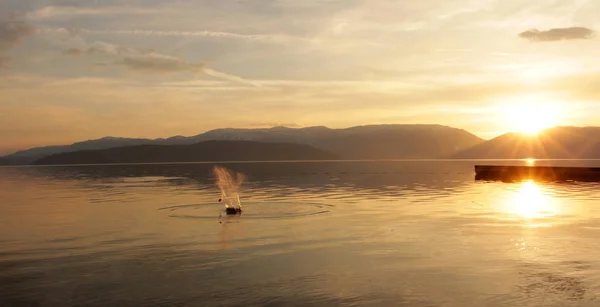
[{"left": 219, "top": 196, "right": 242, "bottom": 214}]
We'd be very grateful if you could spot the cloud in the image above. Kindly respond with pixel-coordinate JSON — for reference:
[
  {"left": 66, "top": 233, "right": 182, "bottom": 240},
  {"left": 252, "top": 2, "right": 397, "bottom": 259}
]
[
  {"left": 90, "top": 44, "right": 206, "bottom": 74},
  {"left": 203, "top": 68, "right": 260, "bottom": 87},
  {"left": 63, "top": 47, "right": 84, "bottom": 56},
  {"left": 84, "top": 41, "right": 208, "bottom": 74},
  {"left": 43, "top": 27, "right": 303, "bottom": 44},
  {"left": 86, "top": 41, "right": 139, "bottom": 56},
  {"left": 518, "top": 27, "right": 595, "bottom": 42},
  {"left": 72, "top": 40, "right": 258, "bottom": 85},
  {"left": 27, "top": 5, "right": 161, "bottom": 20},
  {"left": 117, "top": 55, "right": 205, "bottom": 74},
  {"left": 0, "top": 16, "right": 34, "bottom": 51},
  {"left": 0, "top": 15, "right": 35, "bottom": 68}
]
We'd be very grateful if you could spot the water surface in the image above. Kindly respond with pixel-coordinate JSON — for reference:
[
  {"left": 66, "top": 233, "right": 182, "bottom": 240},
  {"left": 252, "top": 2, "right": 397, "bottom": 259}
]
[{"left": 2, "top": 161, "right": 600, "bottom": 306}]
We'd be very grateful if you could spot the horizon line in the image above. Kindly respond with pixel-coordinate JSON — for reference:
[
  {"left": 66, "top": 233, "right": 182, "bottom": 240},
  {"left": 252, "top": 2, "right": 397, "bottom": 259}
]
[
  {"left": 9, "top": 158, "right": 600, "bottom": 168},
  {"left": 2, "top": 124, "right": 597, "bottom": 157}
]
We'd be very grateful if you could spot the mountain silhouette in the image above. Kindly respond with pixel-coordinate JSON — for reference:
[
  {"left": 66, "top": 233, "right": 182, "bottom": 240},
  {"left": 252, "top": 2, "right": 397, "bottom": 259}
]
[
  {"left": 34, "top": 141, "right": 338, "bottom": 165},
  {"left": 2, "top": 124, "right": 482, "bottom": 164},
  {"left": 452, "top": 127, "right": 600, "bottom": 159},
  {"left": 0, "top": 137, "right": 152, "bottom": 165}
]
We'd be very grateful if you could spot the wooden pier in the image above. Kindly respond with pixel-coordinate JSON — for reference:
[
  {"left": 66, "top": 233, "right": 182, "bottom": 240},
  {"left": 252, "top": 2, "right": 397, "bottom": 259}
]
[{"left": 474, "top": 165, "right": 600, "bottom": 182}]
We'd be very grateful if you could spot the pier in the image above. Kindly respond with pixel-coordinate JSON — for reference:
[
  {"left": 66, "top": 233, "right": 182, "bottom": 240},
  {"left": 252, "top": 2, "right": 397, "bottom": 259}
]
[{"left": 474, "top": 165, "right": 600, "bottom": 182}]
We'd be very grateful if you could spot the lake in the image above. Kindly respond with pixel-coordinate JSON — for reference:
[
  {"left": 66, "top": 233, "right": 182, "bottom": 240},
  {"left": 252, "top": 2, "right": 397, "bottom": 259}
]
[{"left": 2, "top": 160, "right": 600, "bottom": 306}]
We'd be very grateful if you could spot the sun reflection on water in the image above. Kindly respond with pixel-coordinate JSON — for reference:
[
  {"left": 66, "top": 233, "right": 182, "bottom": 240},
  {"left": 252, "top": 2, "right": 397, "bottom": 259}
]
[{"left": 505, "top": 180, "right": 560, "bottom": 221}]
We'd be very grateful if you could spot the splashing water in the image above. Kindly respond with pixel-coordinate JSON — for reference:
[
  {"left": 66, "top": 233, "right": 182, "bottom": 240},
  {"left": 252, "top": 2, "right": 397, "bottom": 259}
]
[{"left": 213, "top": 166, "right": 245, "bottom": 210}]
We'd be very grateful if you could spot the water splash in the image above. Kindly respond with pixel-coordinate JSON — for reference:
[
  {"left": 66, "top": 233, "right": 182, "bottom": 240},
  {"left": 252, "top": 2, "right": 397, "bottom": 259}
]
[{"left": 213, "top": 166, "right": 245, "bottom": 210}]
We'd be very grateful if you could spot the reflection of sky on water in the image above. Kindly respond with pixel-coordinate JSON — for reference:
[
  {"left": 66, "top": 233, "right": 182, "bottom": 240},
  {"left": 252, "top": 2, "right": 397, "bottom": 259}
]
[{"left": 2, "top": 161, "right": 600, "bottom": 306}]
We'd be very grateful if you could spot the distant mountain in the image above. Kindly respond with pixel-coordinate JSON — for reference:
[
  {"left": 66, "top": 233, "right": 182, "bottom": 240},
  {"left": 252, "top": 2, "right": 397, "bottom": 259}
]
[
  {"left": 310, "top": 125, "right": 481, "bottom": 159},
  {"left": 0, "top": 137, "right": 152, "bottom": 165},
  {"left": 453, "top": 127, "right": 600, "bottom": 159},
  {"left": 34, "top": 141, "right": 338, "bottom": 165},
  {"left": 2, "top": 124, "right": 483, "bottom": 165},
  {"left": 0, "top": 156, "right": 32, "bottom": 165},
  {"left": 162, "top": 124, "right": 481, "bottom": 159}
]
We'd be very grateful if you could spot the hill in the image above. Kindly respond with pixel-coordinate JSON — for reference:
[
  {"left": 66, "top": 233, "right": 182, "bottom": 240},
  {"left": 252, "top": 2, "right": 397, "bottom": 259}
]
[
  {"left": 2, "top": 124, "right": 483, "bottom": 164},
  {"left": 34, "top": 141, "right": 338, "bottom": 165},
  {"left": 1, "top": 137, "right": 152, "bottom": 165},
  {"left": 310, "top": 125, "right": 481, "bottom": 159},
  {"left": 453, "top": 127, "right": 600, "bottom": 159}
]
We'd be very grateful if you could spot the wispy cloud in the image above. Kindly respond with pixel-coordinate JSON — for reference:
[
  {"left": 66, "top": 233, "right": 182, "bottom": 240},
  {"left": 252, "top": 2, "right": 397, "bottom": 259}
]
[
  {"left": 43, "top": 27, "right": 304, "bottom": 44},
  {"left": 65, "top": 39, "right": 257, "bottom": 85},
  {"left": 27, "top": 5, "right": 162, "bottom": 20},
  {"left": 4, "top": 0, "right": 600, "bottom": 153},
  {"left": 0, "top": 15, "right": 35, "bottom": 68},
  {"left": 62, "top": 47, "right": 84, "bottom": 56},
  {"left": 518, "top": 27, "right": 595, "bottom": 42},
  {"left": 0, "top": 16, "right": 33, "bottom": 50},
  {"left": 203, "top": 68, "right": 260, "bottom": 87},
  {"left": 116, "top": 55, "right": 205, "bottom": 74},
  {"left": 86, "top": 41, "right": 140, "bottom": 56}
]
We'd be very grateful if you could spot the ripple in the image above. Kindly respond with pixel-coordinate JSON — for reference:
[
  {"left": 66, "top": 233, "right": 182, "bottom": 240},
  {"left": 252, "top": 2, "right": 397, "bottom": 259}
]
[{"left": 159, "top": 201, "right": 333, "bottom": 220}]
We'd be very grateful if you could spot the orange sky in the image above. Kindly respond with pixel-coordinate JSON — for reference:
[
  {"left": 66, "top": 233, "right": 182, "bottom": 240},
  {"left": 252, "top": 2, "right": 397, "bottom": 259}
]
[{"left": 1, "top": 0, "right": 600, "bottom": 154}]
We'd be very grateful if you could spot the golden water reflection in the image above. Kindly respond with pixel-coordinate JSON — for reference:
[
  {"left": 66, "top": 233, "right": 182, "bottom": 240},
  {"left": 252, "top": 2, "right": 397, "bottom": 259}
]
[{"left": 502, "top": 180, "right": 561, "bottom": 221}]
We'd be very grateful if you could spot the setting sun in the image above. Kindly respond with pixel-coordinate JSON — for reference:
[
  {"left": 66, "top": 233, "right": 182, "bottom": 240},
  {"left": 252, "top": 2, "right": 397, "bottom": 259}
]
[
  {"left": 502, "top": 101, "right": 562, "bottom": 135},
  {"left": 4, "top": 0, "right": 600, "bottom": 306}
]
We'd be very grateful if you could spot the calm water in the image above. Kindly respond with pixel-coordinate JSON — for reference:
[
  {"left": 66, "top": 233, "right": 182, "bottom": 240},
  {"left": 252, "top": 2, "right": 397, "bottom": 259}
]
[{"left": 2, "top": 160, "right": 600, "bottom": 306}]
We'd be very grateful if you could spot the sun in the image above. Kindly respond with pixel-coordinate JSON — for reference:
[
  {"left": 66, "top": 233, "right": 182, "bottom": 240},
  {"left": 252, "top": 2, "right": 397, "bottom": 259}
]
[
  {"left": 508, "top": 105, "right": 555, "bottom": 135},
  {"left": 501, "top": 101, "right": 562, "bottom": 135}
]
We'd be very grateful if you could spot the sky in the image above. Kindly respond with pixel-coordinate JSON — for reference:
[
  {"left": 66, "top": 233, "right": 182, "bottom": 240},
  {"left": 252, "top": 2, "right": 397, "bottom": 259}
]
[{"left": 1, "top": 0, "right": 600, "bottom": 154}]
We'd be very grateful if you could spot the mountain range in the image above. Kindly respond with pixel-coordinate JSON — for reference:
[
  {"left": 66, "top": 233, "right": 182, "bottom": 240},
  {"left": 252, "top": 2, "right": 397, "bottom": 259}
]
[
  {"left": 1, "top": 124, "right": 482, "bottom": 165},
  {"left": 3, "top": 125, "right": 600, "bottom": 165},
  {"left": 34, "top": 141, "right": 337, "bottom": 165},
  {"left": 453, "top": 127, "right": 600, "bottom": 159}
]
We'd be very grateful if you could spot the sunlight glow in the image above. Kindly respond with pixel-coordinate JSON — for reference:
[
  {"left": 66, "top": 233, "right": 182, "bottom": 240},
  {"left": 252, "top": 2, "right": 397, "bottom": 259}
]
[
  {"left": 507, "top": 105, "right": 557, "bottom": 135},
  {"left": 499, "top": 96, "right": 563, "bottom": 135},
  {"left": 517, "top": 61, "right": 583, "bottom": 83}
]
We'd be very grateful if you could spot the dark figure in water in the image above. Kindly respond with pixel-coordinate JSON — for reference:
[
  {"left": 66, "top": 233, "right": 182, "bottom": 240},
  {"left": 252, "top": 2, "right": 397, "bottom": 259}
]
[{"left": 219, "top": 198, "right": 242, "bottom": 215}]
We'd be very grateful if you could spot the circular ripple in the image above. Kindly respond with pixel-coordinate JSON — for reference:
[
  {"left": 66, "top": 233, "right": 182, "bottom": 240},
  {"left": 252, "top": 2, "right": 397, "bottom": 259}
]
[{"left": 159, "top": 201, "right": 333, "bottom": 220}]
